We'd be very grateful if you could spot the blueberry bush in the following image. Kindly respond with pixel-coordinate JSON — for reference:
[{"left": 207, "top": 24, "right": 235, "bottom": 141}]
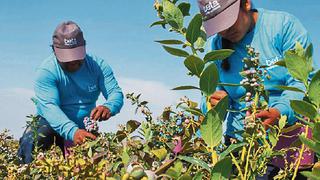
[{"left": 0, "top": 1, "right": 319, "bottom": 179}]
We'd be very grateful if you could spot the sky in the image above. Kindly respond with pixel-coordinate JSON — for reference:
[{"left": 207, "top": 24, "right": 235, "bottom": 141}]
[{"left": 0, "top": 0, "right": 319, "bottom": 138}]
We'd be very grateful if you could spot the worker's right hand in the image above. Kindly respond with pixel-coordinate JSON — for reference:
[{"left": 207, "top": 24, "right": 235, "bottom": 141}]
[
  {"left": 73, "top": 129, "right": 96, "bottom": 145},
  {"left": 209, "top": 90, "right": 228, "bottom": 107}
]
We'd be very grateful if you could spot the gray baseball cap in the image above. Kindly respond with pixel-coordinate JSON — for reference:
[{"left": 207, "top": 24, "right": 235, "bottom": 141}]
[
  {"left": 52, "top": 21, "right": 86, "bottom": 62},
  {"left": 197, "top": 0, "right": 240, "bottom": 37}
]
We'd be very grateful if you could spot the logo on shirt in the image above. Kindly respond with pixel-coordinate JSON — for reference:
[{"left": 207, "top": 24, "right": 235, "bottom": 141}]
[
  {"left": 265, "top": 55, "right": 283, "bottom": 67},
  {"left": 88, "top": 84, "right": 97, "bottom": 92},
  {"left": 64, "top": 38, "right": 77, "bottom": 46},
  {"left": 203, "top": 1, "right": 221, "bottom": 15}
]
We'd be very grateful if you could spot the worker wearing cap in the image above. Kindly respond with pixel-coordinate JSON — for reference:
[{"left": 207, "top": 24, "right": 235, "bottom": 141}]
[
  {"left": 198, "top": 0, "right": 317, "bottom": 177},
  {"left": 18, "top": 21, "right": 124, "bottom": 164}
]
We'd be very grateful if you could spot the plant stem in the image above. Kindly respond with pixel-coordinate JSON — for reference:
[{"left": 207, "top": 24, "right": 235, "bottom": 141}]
[
  {"left": 211, "top": 148, "right": 218, "bottom": 166},
  {"left": 244, "top": 136, "right": 255, "bottom": 180},
  {"left": 206, "top": 96, "right": 212, "bottom": 111},
  {"left": 241, "top": 146, "right": 247, "bottom": 162},
  {"left": 291, "top": 123, "right": 309, "bottom": 180},
  {"left": 191, "top": 46, "right": 197, "bottom": 55},
  {"left": 230, "top": 152, "right": 244, "bottom": 179}
]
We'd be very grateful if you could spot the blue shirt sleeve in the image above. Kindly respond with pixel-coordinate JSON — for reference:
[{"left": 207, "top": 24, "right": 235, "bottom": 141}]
[
  {"left": 34, "top": 69, "right": 79, "bottom": 141},
  {"left": 98, "top": 59, "right": 124, "bottom": 116},
  {"left": 270, "top": 14, "right": 313, "bottom": 124}
]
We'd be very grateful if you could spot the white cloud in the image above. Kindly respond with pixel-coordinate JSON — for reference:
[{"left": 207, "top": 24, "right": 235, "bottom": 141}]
[
  {"left": 98, "top": 77, "right": 183, "bottom": 133},
  {"left": 0, "top": 78, "right": 187, "bottom": 139},
  {"left": 0, "top": 88, "right": 36, "bottom": 139}
]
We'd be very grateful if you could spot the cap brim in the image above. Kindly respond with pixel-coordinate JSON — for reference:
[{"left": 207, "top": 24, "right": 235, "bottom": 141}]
[
  {"left": 203, "top": 0, "right": 241, "bottom": 37},
  {"left": 54, "top": 46, "right": 86, "bottom": 62}
]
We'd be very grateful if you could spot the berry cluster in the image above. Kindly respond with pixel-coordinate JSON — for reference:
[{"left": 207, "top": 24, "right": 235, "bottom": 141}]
[
  {"left": 240, "top": 46, "right": 269, "bottom": 108},
  {"left": 240, "top": 49, "right": 264, "bottom": 88},
  {"left": 0, "top": 130, "right": 17, "bottom": 163},
  {"left": 83, "top": 117, "right": 99, "bottom": 134},
  {"left": 0, "top": 146, "right": 15, "bottom": 163},
  {"left": 175, "top": 112, "right": 190, "bottom": 128},
  {"left": 240, "top": 46, "right": 270, "bottom": 128}
]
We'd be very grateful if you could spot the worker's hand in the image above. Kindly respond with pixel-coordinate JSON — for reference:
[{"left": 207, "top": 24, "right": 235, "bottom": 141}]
[
  {"left": 73, "top": 129, "right": 96, "bottom": 145},
  {"left": 90, "top": 105, "right": 111, "bottom": 121},
  {"left": 210, "top": 90, "right": 228, "bottom": 107},
  {"left": 256, "top": 108, "right": 281, "bottom": 130}
]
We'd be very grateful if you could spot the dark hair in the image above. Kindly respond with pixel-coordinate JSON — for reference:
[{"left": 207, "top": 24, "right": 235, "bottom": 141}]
[{"left": 221, "top": 0, "right": 247, "bottom": 71}]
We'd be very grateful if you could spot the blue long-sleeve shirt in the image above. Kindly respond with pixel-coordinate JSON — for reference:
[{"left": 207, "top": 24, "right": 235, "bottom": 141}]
[
  {"left": 201, "top": 8, "right": 318, "bottom": 139},
  {"left": 34, "top": 54, "right": 124, "bottom": 141}
]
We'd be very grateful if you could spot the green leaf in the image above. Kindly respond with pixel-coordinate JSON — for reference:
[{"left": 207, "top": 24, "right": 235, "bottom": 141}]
[
  {"left": 116, "top": 130, "right": 127, "bottom": 142},
  {"left": 279, "top": 115, "right": 287, "bottom": 130},
  {"left": 290, "top": 100, "right": 318, "bottom": 119},
  {"left": 181, "top": 107, "right": 204, "bottom": 117},
  {"left": 294, "top": 42, "right": 305, "bottom": 56},
  {"left": 305, "top": 43, "right": 313, "bottom": 59},
  {"left": 177, "top": 2, "right": 190, "bottom": 16},
  {"left": 300, "top": 171, "right": 320, "bottom": 180},
  {"left": 121, "top": 148, "right": 130, "bottom": 165},
  {"left": 284, "top": 50, "right": 309, "bottom": 84},
  {"left": 186, "top": 14, "right": 202, "bottom": 45},
  {"left": 172, "top": 0, "right": 179, "bottom": 4},
  {"left": 290, "top": 138, "right": 302, "bottom": 148},
  {"left": 211, "top": 157, "right": 232, "bottom": 180},
  {"left": 34, "top": 175, "right": 42, "bottom": 180},
  {"left": 178, "top": 174, "right": 193, "bottom": 180},
  {"left": 162, "top": 0, "right": 184, "bottom": 29},
  {"left": 269, "top": 128, "right": 278, "bottom": 147},
  {"left": 213, "top": 95, "right": 228, "bottom": 121},
  {"left": 150, "top": 20, "right": 166, "bottom": 28},
  {"left": 204, "top": 49, "right": 234, "bottom": 63},
  {"left": 274, "top": 85, "right": 305, "bottom": 93},
  {"left": 126, "top": 120, "right": 141, "bottom": 133},
  {"left": 177, "top": 155, "right": 210, "bottom": 172},
  {"left": 87, "top": 138, "right": 99, "bottom": 147},
  {"left": 302, "top": 44, "right": 313, "bottom": 73},
  {"left": 194, "top": 29, "right": 207, "bottom": 49},
  {"left": 219, "top": 142, "right": 247, "bottom": 160},
  {"left": 155, "top": 159, "right": 175, "bottom": 176},
  {"left": 308, "top": 70, "right": 320, "bottom": 108},
  {"left": 218, "top": 83, "right": 242, "bottom": 87},
  {"left": 155, "top": 39, "right": 184, "bottom": 45},
  {"left": 299, "top": 136, "right": 320, "bottom": 154},
  {"left": 281, "top": 123, "right": 304, "bottom": 134},
  {"left": 200, "top": 63, "right": 219, "bottom": 96},
  {"left": 273, "top": 60, "right": 286, "bottom": 67},
  {"left": 184, "top": 55, "right": 205, "bottom": 77},
  {"left": 95, "top": 147, "right": 104, "bottom": 152},
  {"left": 295, "top": 116, "right": 314, "bottom": 128},
  {"left": 166, "top": 161, "right": 183, "bottom": 178},
  {"left": 313, "top": 122, "right": 320, "bottom": 143},
  {"left": 193, "top": 172, "right": 204, "bottom": 180},
  {"left": 187, "top": 100, "right": 198, "bottom": 108},
  {"left": 200, "top": 109, "right": 222, "bottom": 148},
  {"left": 88, "top": 147, "right": 93, "bottom": 158},
  {"left": 112, "top": 161, "right": 122, "bottom": 172},
  {"left": 151, "top": 148, "right": 167, "bottom": 161},
  {"left": 163, "top": 45, "right": 189, "bottom": 57},
  {"left": 142, "top": 124, "right": 153, "bottom": 142},
  {"left": 312, "top": 162, "right": 320, "bottom": 176},
  {"left": 305, "top": 44, "right": 314, "bottom": 73},
  {"left": 172, "top": 85, "right": 200, "bottom": 91},
  {"left": 297, "top": 42, "right": 313, "bottom": 74},
  {"left": 140, "top": 101, "right": 148, "bottom": 105}
]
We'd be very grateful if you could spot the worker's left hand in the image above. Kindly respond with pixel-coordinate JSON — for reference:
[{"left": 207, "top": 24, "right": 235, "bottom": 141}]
[
  {"left": 90, "top": 105, "right": 111, "bottom": 121},
  {"left": 255, "top": 108, "right": 281, "bottom": 130}
]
